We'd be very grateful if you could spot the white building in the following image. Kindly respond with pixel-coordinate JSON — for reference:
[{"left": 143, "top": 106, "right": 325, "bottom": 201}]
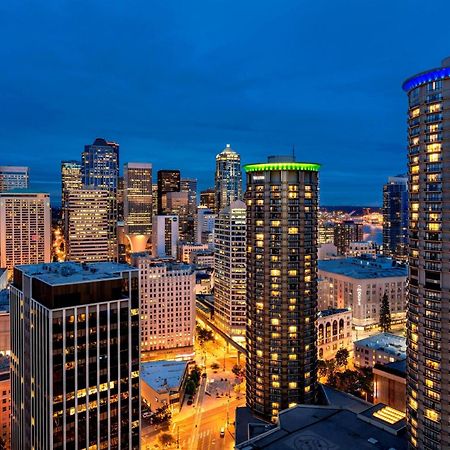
[
  {"left": 317, "top": 308, "right": 352, "bottom": 361},
  {"left": 177, "top": 243, "right": 209, "bottom": 264},
  {"left": 318, "top": 243, "right": 339, "bottom": 260},
  {"left": 152, "top": 215, "right": 179, "bottom": 259},
  {"left": 66, "top": 189, "right": 110, "bottom": 262},
  {"left": 347, "top": 241, "right": 377, "bottom": 257},
  {"left": 214, "top": 200, "right": 246, "bottom": 342},
  {"left": 132, "top": 254, "right": 195, "bottom": 356},
  {"left": 318, "top": 256, "right": 407, "bottom": 330},
  {"left": 196, "top": 207, "right": 215, "bottom": 245},
  {"left": 0, "top": 166, "right": 29, "bottom": 192},
  {"left": 0, "top": 192, "right": 51, "bottom": 271}
]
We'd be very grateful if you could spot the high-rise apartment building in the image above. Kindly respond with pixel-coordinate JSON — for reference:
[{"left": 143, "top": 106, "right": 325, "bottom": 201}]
[
  {"left": 403, "top": 57, "right": 450, "bottom": 449},
  {"left": 10, "top": 261, "right": 140, "bottom": 449},
  {"left": 215, "top": 144, "right": 242, "bottom": 212},
  {"left": 132, "top": 254, "right": 195, "bottom": 355},
  {"left": 124, "top": 163, "right": 152, "bottom": 252},
  {"left": 333, "top": 220, "right": 363, "bottom": 255},
  {"left": 61, "top": 160, "right": 82, "bottom": 245},
  {"left": 244, "top": 156, "right": 320, "bottom": 421},
  {"left": 0, "top": 192, "right": 51, "bottom": 271},
  {"left": 0, "top": 166, "right": 29, "bottom": 192},
  {"left": 82, "top": 138, "right": 119, "bottom": 261},
  {"left": 66, "top": 189, "right": 110, "bottom": 262},
  {"left": 157, "top": 170, "right": 180, "bottom": 214},
  {"left": 214, "top": 200, "right": 246, "bottom": 342},
  {"left": 152, "top": 215, "right": 179, "bottom": 258},
  {"left": 200, "top": 188, "right": 216, "bottom": 212},
  {"left": 180, "top": 178, "right": 198, "bottom": 215},
  {"left": 383, "top": 175, "right": 408, "bottom": 260}
]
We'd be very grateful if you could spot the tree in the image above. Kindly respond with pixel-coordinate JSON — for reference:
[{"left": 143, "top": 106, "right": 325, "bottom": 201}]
[
  {"left": 185, "top": 379, "right": 196, "bottom": 396},
  {"left": 159, "top": 432, "right": 175, "bottom": 446},
  {"left": 335, "top": 348, "right": 349, "bottom": 369},
  {"left": 232, "top": 364, "right": 243, "bottom": 377},
  {"left": 379, "top": 292, "right": 392, "bottom": 332},
  {"left": 318, "top": 359, "right": 328, "bottom": 379},
  {"left": 190, "top": 366, "right": 201, "bottom": 386},
  {"left": 210, "top": 362, "right": 220, "bottom": 370}
]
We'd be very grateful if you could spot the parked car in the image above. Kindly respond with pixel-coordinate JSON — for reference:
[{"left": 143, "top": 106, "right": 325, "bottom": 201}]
[{"left": 220, "top": 427, "right": 225, "bottom": 438}]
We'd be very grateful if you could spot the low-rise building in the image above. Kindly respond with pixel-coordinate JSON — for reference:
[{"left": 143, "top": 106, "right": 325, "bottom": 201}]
[
  {"left": 177, "top": 243, "right": 209, "bottom": 264},
  {"left": 190, "top": 250, "right": 214, "bottom": 268},
  {"left": 318, "top": 243, "right": 339, "bottom": 260},
  {"left": 317, "top": 308, "right": 352, "bottom": 360},
  {"left": 141, "top": 360, "right": 190, "bottom": 413},
  {"left": 354, "top": 333, "right": 406, "bottom": 369},
  {"left": 374, "top": 359, "right": 406, "bottom": 412},
  {"left": 346, "top": 241, "right": 377, "bottom": 257},
  {"left": 195, "top": 271, "right": 213, "bottom": 295},
  {"left": 318, "top": 256, "right": 407, "bottom": 329}
]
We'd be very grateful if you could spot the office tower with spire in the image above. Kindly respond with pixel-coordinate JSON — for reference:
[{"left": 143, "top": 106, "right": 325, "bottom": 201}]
[
  {"left": 0, "top": 192, "right": 51, "bottom": 271},
  {"left": 157, "top": 170, "right": 180, "bottom": 214},
  {"left": 403, "top": 57, "right": 450, "bottom": 449},
  {"left": 0, "top": 166, "right": 29, "bottom": 192},
  {"left": 81, "top": 138, "right": 119, "bottom": 261},
  {"left": 244, "top": 156, "right": 320, "bottom": 422},
  {"left": 124, "top": 163, "right": 152, "bottom": 252},
  {"left": 214, "top": 200, "right": 247, "bottom": 342},
  {"left": 215, "top": 144, "right": 242, "bottom": 212},
  {"left": 10, "top": 261, "right": 140, "bottom": 449},
  {"left": 383, "top": 175, "right": 408, "bottom": 260}
]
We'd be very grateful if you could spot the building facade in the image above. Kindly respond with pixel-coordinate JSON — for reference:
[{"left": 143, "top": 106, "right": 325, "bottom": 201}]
[
  {"left": 214, "top": 200, "right": 246, "bottom": 342},
  {"left": 383, "top": 175, "right": 408, "bottom": 260},
  {"left": 124, "top": 163, "right": 152, "bottom": 252},
  {"left": 177, "top": 243, "right": 209, "bottom": 264},
  {"left": 317, "top": 308, "right": 352, "bottom": 361},
  {"left": 200, "top": 188, "right": 216, "bottom": 212},
  {"left": 132, "top": 254, "right": 195, "bottom": 355},
  {"left": 10, "top": 262, "right": 140, "bottom": 449},
  {"left": 0, "top": 192, "right": 51, "bottom": 271},
  {"left": 374, "top": 359, "right": 406, "bottom": 413},
  {"left": 152, "top": 215, "right": 179, "bottom": 259},
  {"left": 0, "top": 166, "right": 29, "bottom": 192},
  {"left": 403, "top": 57, "right": 450, "bottom": 449},
  {"left": 157, "top": 170, "right": 180, "bottom": 215},
  {"left": 215, "top": 144, "right": 242, "bottom": 212},
  {"left": 66, "top": 189, "right": 110, "bottom": 262},
  {"left": 180, "top": 178, "right": 198, "bottom": 215},
  {"left": 244, "top": 156, "right": 320, "bottom": 421},
  {"left": 334, "top": 220, "right": 363, "bottom": 255},
  {"left": 318, "top": 256, "right": 407, "bottom": 329},
  {"left": 61, "top": 161, "right": 82, "bottom": 247},
  {"left": 82, "top": 138, "right": 119, "bottom": 261},
  {"left": 196, "top": 207, "right": 215, "bottom": 245}
]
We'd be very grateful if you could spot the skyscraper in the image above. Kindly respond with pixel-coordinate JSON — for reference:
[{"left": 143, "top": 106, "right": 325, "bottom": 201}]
[
  {"left": 403, "top": 57, "right": 450, "bottom": 449},
  {"left": 152, "top": 215, "right": 179, "bottom": 258},
  {"left": 124, "top": 163, "right": 152, "bottom": 252},
  {"left": 244, "top": 156, "right": 320, "bottom": 422},
  {"left": 61, "top": 160, "right": 82, "bottom": 246},
  {"left": 215, "top": 144, "right": 242, "bottom": 212},
  {"left": 214, "top": 200, "right": 246, "bottom": 342},
  {"left": 333, "top": 220, "right": 363, "bottom": 255},
  {"left": 157, "top": 170, "right": 180, "bottom": 214},
  {"left": 82, "top": 138, "right": 119, "bottom": 261},
  {"left": 382, "top": 175, "right": 408, "bottom": 260},
  {"left": 0, "top": 192, "right": 51, "bottom": 271},
  {"left": 10, "top": 261, "right": 140, "bottom": 449},
  {"left": 200, "top": 188, "right": 216, "bottom": 212},
  {"left": 0, "top": 166, "right": 29, "bottom": 192},
  {"left": 180, "top": 177, "right": 198, "bottom": 215},
  {"left": 65, "top": 189, "right": 110, "bottom": 262}
]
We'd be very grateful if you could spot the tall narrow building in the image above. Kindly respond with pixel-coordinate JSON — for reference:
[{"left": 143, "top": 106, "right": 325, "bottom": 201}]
[
  {"left": 200, "top": 188, "right": 216, "bottom": 212},
  {"left": 215, "top": 144, "right": 242, "bottom": 212},
  {"left": 244, "top": 156, "right": 320, "bottom": 422},
  {"left": 66, "top": 189, "right": 110, "bottom": 262},
  {"left": 180, "top": 178, "right": 198, "bottom": 215},
  {"left": 382, "top": 175, "right": 408, "bottom": 260},
  {"left": 61, "top": 160, "right": 82, "bottom": 247},
  {"left": 124, "top": 163, "right": 152, "bottom": 252},
  {"left": 214, "top": 200, "right": 247, "bottom": 343},
  {"left": 0, "top": 192, "right": 51, "bottom": 271},
  {"left": 82, "top": 138, "right": 119, "bottom": 261},
  {"left": 10, "top": 261, "right": 140, "bottom": 449},
  {"left": 152, "top": 215, "right": 179, "bottom": 258},
  {"left": 157, "top": 170, "right": 180, "bottom": 214},
  {"left": 333, "top": 220, "right": 363, "bottom": 255},
  {"left": 0, "top": 166, "right": 29, "bottom": 192},
  {"left": 403, "top": 58, "right": 450, "bottom": 449}
]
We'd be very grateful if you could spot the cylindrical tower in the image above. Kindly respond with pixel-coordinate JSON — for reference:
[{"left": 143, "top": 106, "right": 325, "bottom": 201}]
[
  {"left": 403, "top": 58, "right": 450, "bottom": 449},
  {"left": 244, "top": 156, "right": 320, "bottom": 422}
]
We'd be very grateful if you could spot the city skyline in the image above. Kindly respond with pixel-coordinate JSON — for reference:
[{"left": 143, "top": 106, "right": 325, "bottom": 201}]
[{"left": 3, "top": 1, "right": 450, "bottom": 205}]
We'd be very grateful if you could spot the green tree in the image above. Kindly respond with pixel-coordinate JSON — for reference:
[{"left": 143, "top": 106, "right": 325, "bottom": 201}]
[
  {"left": 185, "top": 379, "right": 196, "bottom": 396},
  {"left": 190, "top": 366, "right": 201, "bottom": 386},
  {"left": 159, "top": 432, "right": 175, "bottom": 446},
  {"left": 379, "top": 292, "right": 392, "bottom": 332},
  {"left": 318, "top": 359, "right": 328, "bottom": 379},
  {"left": 335, "top": 348, "right": 349, "bottom": 369}
]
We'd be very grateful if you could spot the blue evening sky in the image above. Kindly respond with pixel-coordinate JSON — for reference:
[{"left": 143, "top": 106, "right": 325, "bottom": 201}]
[{"left": 1, "top": 0, "right": 450, "bottom": 206}]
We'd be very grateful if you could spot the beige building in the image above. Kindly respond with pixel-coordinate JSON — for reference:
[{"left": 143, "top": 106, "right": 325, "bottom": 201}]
[
  {"left": 318, "top": 256, "right": 407, "bottom": 329},
  {"left": 132, "top": 254, "right": 195, "bottom": 355},
  {"left": 0, "top": 192, "right": 51, "bottom": 271},
  {"left": 66, "top": 189, "right": 110, "bottom": 262},
  {"left": 317, "top": 308, "right": 352, "bottom": 361},
  {"left": 374, "top": 359, "right": 406, "bottom": 413},
  {"left": 152, "top": 215, "right": 179, "bottom": 259},
  {"left": 347, "top": 241, "right": 377, "bottom": 257},
  {"left": 177, "top": 242, "right": 209, "bottom": 263}
]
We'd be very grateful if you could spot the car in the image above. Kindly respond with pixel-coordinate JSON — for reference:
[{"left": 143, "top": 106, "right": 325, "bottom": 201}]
[
  {"left": 220, "top": 427, "right": 225, "bottom": 438},
  {"left": 142, "top": 412, "right": 151, "bottom": 419}
]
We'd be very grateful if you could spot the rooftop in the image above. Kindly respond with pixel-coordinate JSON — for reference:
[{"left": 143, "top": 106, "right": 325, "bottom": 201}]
[
  {"left": 355, "top": 333, "right": 406, "bottom": 359},
  {"left": 318, "top": 256, "right": 407, "bottom": 279},
  {"left": 16, "top": 261, "right": 136, "bottom": 286},
  {"left": 236, "top": 402, "right": 407, "bottom": 450},
  {"left": 319, "top": 308, "right": 350, "bottom": 318},
  {"left": 141, "top": 360, "right": 189, "bottom": 394},
  {"left": 244, "top": 161, "right": 321, "bottom": 173},
  {"left": 131, "top": 254, "right": 194, "bottom": 272},
  {"left": 374, "top": 358, "right": 407, "bottom": 379}
]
